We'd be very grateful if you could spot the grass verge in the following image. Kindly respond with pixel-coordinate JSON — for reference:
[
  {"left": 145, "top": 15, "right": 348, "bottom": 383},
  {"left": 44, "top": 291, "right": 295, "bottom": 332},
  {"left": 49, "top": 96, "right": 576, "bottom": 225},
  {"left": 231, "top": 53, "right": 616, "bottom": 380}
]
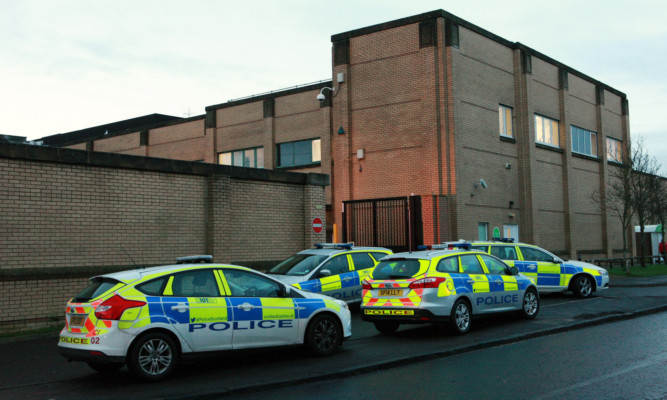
[{"left": 609, "top": 263, "right": 667, "bottom": 277}]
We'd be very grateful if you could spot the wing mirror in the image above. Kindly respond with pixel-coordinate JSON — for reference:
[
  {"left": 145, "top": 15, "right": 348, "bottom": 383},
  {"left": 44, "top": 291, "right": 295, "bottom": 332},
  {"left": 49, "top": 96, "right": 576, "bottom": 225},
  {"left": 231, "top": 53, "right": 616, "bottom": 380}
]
[
  {"left": 319, "top": 269, "right": 332, "bottom": 277},
  {"left": 279, "top": 284, "right": 291, "bottom": 297},
  {"left": 509, "top": 266, "right": 519, "bottom": 276}
]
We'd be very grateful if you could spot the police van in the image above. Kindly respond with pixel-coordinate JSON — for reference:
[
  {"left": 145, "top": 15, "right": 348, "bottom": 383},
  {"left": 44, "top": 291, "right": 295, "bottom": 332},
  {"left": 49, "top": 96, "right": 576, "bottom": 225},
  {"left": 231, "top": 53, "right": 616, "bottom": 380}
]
[
  {"left": 465, "top": 239, "right": 609, "bottom": 298},
  {"left": 268, "top": 243, "right": 392, "bottom": 303},
  {"left": 58, "top": 256, "right": 352, "bottom": 381},
  {"left": 361, "top": 244, "right": 539, "bottom": 335}
]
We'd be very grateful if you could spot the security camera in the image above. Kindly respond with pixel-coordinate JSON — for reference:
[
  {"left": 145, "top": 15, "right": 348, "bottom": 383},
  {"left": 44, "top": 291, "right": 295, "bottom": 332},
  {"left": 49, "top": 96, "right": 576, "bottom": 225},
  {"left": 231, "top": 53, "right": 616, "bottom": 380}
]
[
  {"left": 316, "top": 93, "right": 326, "bottom": 102},
  {"left": 479, "top": 179, "right": 488, "bottom": 189}
]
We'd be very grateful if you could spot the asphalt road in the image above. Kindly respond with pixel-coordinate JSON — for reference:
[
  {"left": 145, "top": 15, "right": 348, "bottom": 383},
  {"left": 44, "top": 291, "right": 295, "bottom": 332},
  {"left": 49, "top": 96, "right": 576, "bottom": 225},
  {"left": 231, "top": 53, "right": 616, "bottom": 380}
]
[
  {"left": 0, "top": 282, "right": 665, "bottom": 400},
  {"left": 222, "top": 312, "right": 667, "bottom": 400}
]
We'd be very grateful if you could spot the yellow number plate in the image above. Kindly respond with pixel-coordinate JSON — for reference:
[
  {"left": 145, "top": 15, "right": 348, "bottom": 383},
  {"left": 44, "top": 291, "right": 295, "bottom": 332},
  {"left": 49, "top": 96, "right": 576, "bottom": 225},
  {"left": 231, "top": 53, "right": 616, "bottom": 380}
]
[
  {"left": 378, "top": 289, "right": 402, "bottom": 297},
  {"left": 70, "top": 315, "right": 86, "bottom": 326}
]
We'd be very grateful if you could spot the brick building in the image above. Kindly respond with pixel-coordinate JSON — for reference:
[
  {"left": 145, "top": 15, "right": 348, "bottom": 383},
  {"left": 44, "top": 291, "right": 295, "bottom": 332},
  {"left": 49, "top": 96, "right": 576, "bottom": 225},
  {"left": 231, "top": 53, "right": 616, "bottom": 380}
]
[{"left": 39, "top": 10, "right": 630, "bottom": 259}]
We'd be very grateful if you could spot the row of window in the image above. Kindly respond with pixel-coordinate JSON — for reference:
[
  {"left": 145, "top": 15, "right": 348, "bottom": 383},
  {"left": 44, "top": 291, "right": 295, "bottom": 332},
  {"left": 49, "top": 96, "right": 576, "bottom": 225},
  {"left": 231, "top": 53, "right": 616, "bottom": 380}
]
[
  {"left": 498, "top": 105, "right": 623, "bottom": 163},
  {"left": 218, "top": 138, "right": 321, "bottom": 169}
]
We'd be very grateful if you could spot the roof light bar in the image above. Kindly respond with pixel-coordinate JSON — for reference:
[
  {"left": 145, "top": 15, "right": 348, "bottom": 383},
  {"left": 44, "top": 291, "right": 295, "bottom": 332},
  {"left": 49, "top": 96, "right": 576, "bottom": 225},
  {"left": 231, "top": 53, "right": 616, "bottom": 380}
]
[
  {"left": 175, "top": 255, "right": 213, "bottom": 264},
  {"left": 314, "top": 243, "right": 354, "bottom": 250},
  {"left": 492, "top": 238, "right": 515, "bottom": 243},
  {"left": 446, "top": 242, "right": 471, "bottom": 250}
]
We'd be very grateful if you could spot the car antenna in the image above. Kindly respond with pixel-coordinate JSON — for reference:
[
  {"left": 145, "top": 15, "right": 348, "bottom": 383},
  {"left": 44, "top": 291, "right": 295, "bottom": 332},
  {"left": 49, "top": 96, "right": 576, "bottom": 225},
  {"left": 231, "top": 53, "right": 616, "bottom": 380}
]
[{"left": 119, "top": 244, "right": 140, "bottom": 269}]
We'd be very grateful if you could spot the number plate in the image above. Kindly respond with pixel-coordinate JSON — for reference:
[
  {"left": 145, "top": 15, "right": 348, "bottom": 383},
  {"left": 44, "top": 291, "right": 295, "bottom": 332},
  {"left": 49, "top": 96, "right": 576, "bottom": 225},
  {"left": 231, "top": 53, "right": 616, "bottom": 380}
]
[
  {"left": 378, "top": 289, "right": 402, "bottom": 297},
  {"left": 69, "top": 315, "right": 86, "bottom": 326}
]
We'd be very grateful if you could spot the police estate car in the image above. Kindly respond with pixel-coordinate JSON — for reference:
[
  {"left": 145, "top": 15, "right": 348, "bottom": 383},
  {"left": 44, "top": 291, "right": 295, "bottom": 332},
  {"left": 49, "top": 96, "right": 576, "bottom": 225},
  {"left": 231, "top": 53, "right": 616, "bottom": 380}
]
[
  {"left": 467, "top": 239, "right": 609, "bottom": 298},
  {"left": 361, "top": 244, "right": 539, "bottom": 335},
  {"left": 58, "top": 256, "right": 351, "bottom": 381},
  {"left": 268, "top": 243, "right": 392, "bottom": 303}
]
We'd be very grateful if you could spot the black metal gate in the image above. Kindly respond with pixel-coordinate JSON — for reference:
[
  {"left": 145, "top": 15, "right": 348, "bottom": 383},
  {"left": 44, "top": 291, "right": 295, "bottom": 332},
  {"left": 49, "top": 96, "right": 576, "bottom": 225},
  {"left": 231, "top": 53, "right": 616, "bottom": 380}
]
[{"left": 342, "top": 196, "right": 422, "bottom": 253}]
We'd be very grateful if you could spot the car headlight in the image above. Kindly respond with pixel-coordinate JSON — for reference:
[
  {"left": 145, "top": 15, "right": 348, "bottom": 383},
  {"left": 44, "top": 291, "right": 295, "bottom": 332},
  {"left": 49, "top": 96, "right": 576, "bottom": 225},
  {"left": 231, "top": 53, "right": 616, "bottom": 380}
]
[
  {"left": 336, "top": 300, "right": 349, "bottom": 310},
  {"left": 600, "top": 269, "right": 609, "bottom": 276}
]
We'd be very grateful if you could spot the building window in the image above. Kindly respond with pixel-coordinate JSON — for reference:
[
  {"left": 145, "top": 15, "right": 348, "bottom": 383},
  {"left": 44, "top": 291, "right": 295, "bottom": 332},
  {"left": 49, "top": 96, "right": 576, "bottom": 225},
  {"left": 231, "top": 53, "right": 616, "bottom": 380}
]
[
  {"left": 218, "top": 147, "right": 264, "bottom": 168},
  {"left": 503, "top": 224, "right": 519, "bottom": 242},
  {"left": 607, "top": 137, "right": 623, "bottom": 163},
  {"left": 571, "top": 126, "right": 597, "bottom": 157},
  {"left": 499, "top": 105, "right": 513, "bottom": 138},
  {"left": 535, "top": 115, "right": 559, "bottom": 147},
  {"left": 277, "top": 139, "right": 321, "bottom": 168},
  {"left": 478, "top": 223, "right": 488, "bottom": 241}
]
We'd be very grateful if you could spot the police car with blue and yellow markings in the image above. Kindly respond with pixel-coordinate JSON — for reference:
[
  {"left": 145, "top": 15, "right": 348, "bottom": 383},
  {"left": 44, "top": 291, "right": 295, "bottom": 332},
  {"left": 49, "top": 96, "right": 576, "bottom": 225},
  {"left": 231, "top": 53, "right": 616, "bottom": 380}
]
[
  {"left": 58, "top": 256, "right": 351, "bottom": 381},
  {"left": 268, "top": 243, "right": 392, "bottom": 303},
  {"left": 467, "top": 239, "right": 609, "bottom": 298},
  {"left": 361, "top": 244, "right": 539, "bottom": 335}
]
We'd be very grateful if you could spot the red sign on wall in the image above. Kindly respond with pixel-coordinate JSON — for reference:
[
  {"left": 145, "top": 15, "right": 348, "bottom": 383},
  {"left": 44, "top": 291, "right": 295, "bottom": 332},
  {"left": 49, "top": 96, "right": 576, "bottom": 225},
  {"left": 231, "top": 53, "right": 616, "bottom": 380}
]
[{"left": 312, "top": 217, "right": 323, "bottom": 234}]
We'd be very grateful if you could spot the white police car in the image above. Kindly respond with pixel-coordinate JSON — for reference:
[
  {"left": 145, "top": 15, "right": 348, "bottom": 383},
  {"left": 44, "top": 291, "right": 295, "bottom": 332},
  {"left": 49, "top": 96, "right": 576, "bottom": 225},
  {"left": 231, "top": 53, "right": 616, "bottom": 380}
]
[
  {"left": 268, "top": 243, "right": 392, "bottom": 303},
  {"left": 58, "top": 256, "right": 351, "bottom": 381},
  {"left": 467, "top": 239, "right": 610, "bottom": 298},
  {"left": 361, "top": 244, "right": 539, "bottom": 334}
]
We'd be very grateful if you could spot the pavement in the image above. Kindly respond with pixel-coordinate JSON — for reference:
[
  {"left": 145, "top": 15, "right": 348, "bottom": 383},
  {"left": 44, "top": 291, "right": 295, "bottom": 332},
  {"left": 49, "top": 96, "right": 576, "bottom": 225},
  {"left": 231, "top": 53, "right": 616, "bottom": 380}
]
[{"left": 607, "top": 274, "right": 667, "bottom": 287}]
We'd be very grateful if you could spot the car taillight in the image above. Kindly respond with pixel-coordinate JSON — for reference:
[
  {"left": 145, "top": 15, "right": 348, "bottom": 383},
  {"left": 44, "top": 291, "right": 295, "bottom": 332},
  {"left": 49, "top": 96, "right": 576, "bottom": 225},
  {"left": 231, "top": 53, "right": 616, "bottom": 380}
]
[
  {"left": 94, "top": 295, "right": 146, "bottom": 320},
  {"left": 362, "top": 280, "right": 372, "bottom": 290},
  {"left": 409, "top": 277, "right": 447, "bottom": 289}
]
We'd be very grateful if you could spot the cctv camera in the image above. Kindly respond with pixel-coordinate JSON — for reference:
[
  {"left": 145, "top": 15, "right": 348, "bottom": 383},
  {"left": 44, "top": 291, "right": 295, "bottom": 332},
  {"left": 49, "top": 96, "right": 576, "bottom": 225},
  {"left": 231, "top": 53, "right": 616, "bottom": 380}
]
[
  {"left": 479, "top": 179, "right": 488, "bottom": 189},
  {"left": 316, "top": 93, "right": 326, "bottom": 102}
]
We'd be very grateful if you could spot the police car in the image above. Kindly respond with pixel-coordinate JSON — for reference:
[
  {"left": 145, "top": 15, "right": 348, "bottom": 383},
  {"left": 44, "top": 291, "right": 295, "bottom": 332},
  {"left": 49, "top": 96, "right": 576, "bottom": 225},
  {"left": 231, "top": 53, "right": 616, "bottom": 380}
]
[
  {"left": 58, "top": 256, "right": 352, "bottom": 381},
  {"left": 466, "top": 239, "right": 609, "bottom": 298},
  {"left": 361, "top": 244, "right": 539, "bottom": 335},
  {"left": 268, "top": 243, "right": 392, "bottom": 303}
]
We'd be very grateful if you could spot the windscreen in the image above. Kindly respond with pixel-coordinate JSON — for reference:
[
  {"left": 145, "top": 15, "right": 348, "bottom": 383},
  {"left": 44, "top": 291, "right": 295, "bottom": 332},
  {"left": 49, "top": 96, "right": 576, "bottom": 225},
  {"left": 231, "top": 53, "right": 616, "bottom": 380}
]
[
  {"left": 73, "top": 277, "right": 122, "bottom": 302},
  {"left": 269, "top": 254, "right": 328, "bottom": 276},
  {"left": 372, "top": 259, "right": 422, "bottom": 279}
]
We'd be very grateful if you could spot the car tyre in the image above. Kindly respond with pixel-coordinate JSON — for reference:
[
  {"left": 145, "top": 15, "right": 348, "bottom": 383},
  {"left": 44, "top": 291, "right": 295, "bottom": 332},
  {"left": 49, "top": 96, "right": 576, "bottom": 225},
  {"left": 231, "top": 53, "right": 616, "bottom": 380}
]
[
  {"left": 128, "top": 332, "right": 178, "bottom": 381},
  {"left": 87, "top": 362, "right": 124, "bottom": 373},
  {"left": 520, "top": 288, "right": 539, "bottom": 319},
  {"left": 305, "top": 314, "right": 341, "bottom": 357},
  {"left": 374, "top": 321, "right": 400, "bottom": 334},
  {"left": 450, "top": 298, "right": 471, "bottom": 335},
  {"left": 572, "top": 275, "right": 594, "bottom": 298}
]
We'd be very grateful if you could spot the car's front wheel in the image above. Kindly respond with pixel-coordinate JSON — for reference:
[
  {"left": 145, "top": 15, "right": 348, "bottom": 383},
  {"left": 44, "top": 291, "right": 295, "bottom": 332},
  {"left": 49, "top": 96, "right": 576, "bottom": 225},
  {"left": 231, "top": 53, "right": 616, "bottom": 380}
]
[
  {"left": 305, "top": 314, "right": 341, "bottom": 356},
  {"left": 128, "top": 332, "right": 178, "bottom": 381},
  {"left": 572, "top": 275, "right": 594, "bottom": 298},
  {"left": 450, "top": 298, "right": 471, "bottom": 335},
  {"left": 520, "top": 288, "right": 539, "bottom": 319},
  {"left": 374, "top": 321, "right": 400, "bottom": 334}
]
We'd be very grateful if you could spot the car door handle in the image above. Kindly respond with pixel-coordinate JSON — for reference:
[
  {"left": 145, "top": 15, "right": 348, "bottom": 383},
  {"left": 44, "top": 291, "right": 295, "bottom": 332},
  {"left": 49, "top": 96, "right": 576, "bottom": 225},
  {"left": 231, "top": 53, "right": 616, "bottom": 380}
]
[
  {"left": 467, "top": 279, "right": 475, "bottom": 284},
  {"left": 238, "top": 302, "right": 255, "bottom": 311},
  {"left": 494, "top": 279, "right": 503, "bottom": 284},
  {"left": 171, "top": 304, "right": 189, "bottom": 312},
  {"left": 342, "top": 277, "right": 352, "bottom": 281},
  {"left": 527, "top": 265, "right": 537, "bottom": 270}
]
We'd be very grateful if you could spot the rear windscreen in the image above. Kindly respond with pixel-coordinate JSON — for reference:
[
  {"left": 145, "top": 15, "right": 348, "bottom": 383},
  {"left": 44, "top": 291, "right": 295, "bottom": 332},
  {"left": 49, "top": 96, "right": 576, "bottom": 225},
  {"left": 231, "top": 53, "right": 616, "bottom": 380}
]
[
  {"left": 73, "top": 277, "right": 122, "bottom": 302},
  {"left": 372, "top": 259, "right": 422, "bottom": 279}
]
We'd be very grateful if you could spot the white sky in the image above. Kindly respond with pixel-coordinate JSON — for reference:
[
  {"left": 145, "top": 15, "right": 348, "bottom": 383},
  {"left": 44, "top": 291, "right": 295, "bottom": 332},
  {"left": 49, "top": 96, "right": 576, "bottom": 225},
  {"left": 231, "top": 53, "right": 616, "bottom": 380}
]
[{"left": 1, "top": 0, "right": 666, "bottom": 174}]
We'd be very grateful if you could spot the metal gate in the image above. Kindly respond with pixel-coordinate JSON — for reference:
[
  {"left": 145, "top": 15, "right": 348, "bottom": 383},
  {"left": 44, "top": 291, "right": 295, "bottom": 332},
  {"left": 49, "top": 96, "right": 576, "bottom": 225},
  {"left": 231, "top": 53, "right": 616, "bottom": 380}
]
[{"left": 342, "top": 196, "right": 422, "bottom": 253}]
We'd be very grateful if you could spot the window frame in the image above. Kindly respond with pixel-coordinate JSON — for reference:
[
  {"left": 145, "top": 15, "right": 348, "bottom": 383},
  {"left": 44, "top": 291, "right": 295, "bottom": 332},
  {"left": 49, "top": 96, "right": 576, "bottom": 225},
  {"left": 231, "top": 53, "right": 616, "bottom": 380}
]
[
  {"left": 218, "top": 146, "right": 264, "bottom": 169},
  {"left": 534, "top": 114, "right": 560, "bottom": 148},
  {"left": 499, "top": 105, "right": 514, "bottom": 138},
  {"left": 606, "top": 137, "right": 623, "bottom": 163},
  {"left": 570, "top": 125, "right": 598, "bottom": 158},
  {"left": 276, "top": 138, "right": 321, "bottom": 168}
]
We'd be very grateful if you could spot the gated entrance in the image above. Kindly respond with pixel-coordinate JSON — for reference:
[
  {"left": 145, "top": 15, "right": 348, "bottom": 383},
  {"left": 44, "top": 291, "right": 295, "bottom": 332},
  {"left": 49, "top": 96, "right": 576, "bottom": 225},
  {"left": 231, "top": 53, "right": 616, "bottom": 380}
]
[{"left": 342, "top": 196, "right": 423, "bottom": 253}]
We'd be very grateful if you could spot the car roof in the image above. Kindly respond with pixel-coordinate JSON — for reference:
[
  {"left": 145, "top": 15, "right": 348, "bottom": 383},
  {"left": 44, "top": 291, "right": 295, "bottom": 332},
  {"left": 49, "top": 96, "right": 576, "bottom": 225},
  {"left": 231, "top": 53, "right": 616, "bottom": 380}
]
[
  {"left": 96, "top": 263, "right": 252, "bottom": 284},
  {"left": 298, "top": 246, "right": 392, "bottom": 256},
  {"left": 381, "top": 248, "right": 487, "bottom": 261}
]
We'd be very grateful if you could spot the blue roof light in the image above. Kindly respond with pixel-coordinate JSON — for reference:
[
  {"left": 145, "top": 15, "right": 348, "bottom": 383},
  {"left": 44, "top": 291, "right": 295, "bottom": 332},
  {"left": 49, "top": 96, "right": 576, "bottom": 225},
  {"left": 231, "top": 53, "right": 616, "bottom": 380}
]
[{"left": 314, "top": 243, "right": 354, "bottom": 250}]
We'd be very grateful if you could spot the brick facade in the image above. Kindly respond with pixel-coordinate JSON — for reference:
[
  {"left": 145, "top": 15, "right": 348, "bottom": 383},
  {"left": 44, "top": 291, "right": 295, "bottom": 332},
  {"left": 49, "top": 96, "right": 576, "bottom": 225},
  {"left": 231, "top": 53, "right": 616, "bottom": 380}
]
[{"left": 0, "top": 143, "right": 327, "bottom": 333}]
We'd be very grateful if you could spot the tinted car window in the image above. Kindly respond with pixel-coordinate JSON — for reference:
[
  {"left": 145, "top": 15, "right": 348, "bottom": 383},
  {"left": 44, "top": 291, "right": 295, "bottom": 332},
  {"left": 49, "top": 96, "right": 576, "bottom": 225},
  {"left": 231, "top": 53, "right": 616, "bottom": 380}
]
[
  {"left": 372, "top": 259, "right": 422, "bottom": 279},
  {"left": 520, "top": 246, "right": 554, "bottom": 262},
  {"left": 350, "top": 253, "right": 375, "bottom": 270},
  {"left": 171, "top": 270, "right": 219, "bottom": 297},
  {"left": 73, "top": 278, "right": 122, "bottom": 302},
  {"left": 269, "top": 254, "right": 328, "bottom": 276},
  {"left": 320, "top": 255, "right": 350, "bottom": 276},
  {"left": 460, "top": 255, "right": 484, "bottom": 274},
  {"left": 436, "top": 256, "right": 459, "bottom": 273},
  {"left": 490, "top": 245, "right": 518, "bottom": 261},
  {"left": 480, "top": 255, "right": 509, "bottom": 275},
  {"left": 136, "top": 276, "right": 168, "bottom": 296},
  {"left": 222, "top": 269, "right": 282, "bottom": 297}
]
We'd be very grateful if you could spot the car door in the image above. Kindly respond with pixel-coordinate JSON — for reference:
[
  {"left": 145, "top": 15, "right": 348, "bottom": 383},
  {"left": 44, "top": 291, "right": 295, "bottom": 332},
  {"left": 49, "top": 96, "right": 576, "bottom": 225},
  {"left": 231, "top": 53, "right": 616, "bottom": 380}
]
[
  {"left": 316, "top": 254, "right": 353, "bottom": 300},
  {"left": 347, "top": 252, "right": 378, "bottom": 301},
  {"left": 219, "top": 268, "right": 299, "bottom": 349},
  {"left": 458, "top": 254, "right": 490, "bottom": 312},
  {"left": 518, "top": 246, "right": 563, "bottom": 289},
  {"left": 479, "top": 254, "right": 521, "bottom": 312},
  {"left": 161, "top": 269, "right": 233, "bottom": 352}
]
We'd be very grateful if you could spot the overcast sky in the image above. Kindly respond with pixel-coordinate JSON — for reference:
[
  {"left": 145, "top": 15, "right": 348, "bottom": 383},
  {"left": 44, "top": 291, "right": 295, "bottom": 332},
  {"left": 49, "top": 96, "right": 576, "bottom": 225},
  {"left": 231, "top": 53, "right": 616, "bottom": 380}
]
[{"left": 1, "top": 0, "right": 665, "bottom": 174}]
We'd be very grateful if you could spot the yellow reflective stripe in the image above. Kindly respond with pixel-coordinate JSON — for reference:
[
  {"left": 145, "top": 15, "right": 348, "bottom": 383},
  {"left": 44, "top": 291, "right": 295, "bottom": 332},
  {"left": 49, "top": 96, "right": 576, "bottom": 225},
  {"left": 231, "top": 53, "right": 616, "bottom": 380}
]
[
  {"left": 324, "top": 299, "right": 341, "bottom": 312},
  {"left": 537, "top": 264, "right": 560, "bottom": 274},
  {"left": 583, "top": 268, "right": 600, "bottom": 276},
  {"left": 214, "top": 270, "right": 231, "bottom": 296},
  {"left": 164, "top": 276, "right": 174, "bottom": 296},
  {"left": 561, "top": 273, "right": 572, "bottom": 286},
  {"left": 188, "top": 297, "right": 228, "bottom": 322},
  {"left": 320, "top": 275, "right": 342, "bottom": 291},
  {"left": 469, "top": 274, "right": 490, "bottom": 293},
  {"left": 120, "top": 307, "right": 141, "bottom": 321},
  {"left": 501, "top": 275, "right": 518, "bottom": 291},
  {"left": 260, "top": 298, "right": 296, "bottom": 320}
]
